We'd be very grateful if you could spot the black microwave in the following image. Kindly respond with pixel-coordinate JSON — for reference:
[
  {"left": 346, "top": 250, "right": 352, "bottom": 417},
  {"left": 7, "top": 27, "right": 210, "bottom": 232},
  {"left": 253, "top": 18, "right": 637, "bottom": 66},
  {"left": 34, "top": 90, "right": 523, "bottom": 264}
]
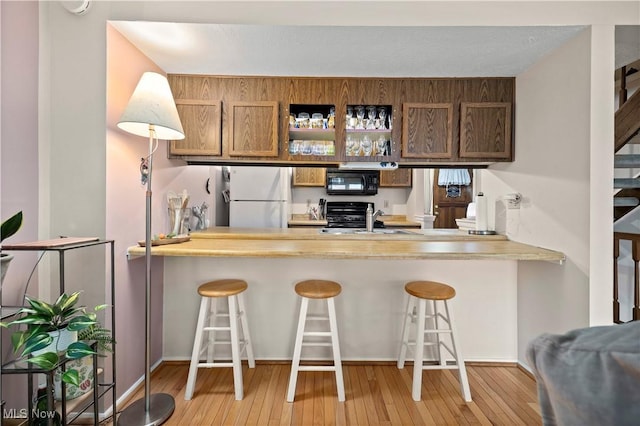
[{"left": 325, "top": 169, "right": 379, "bottom": 195}]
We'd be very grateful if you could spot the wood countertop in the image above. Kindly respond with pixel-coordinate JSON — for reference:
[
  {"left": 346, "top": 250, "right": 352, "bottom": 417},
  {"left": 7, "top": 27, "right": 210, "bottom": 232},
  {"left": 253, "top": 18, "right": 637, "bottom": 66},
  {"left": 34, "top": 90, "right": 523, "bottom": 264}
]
[
  {"left": 126, "top": 227, "right": 565, "bottom": 263},
  {"left": 288, "top": 214, "right": 421, "bottom": 228}
]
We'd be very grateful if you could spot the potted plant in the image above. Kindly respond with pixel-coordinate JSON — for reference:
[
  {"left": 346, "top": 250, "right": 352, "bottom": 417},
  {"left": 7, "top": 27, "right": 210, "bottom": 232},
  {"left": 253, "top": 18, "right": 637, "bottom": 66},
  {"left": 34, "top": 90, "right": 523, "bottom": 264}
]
[
  {"left": 0, "top": 291, "right": 113, "bottom": 390},
  {"left": 1, "top": 210, "right": 23, "bottom": 284}
]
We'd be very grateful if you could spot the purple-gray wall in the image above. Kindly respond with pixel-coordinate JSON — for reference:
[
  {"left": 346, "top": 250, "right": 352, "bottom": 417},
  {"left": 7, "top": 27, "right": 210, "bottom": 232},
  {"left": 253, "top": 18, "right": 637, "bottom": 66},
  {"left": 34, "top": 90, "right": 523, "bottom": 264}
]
[{"left": 1, "top": 0, "right": 40, "bottom": 411}]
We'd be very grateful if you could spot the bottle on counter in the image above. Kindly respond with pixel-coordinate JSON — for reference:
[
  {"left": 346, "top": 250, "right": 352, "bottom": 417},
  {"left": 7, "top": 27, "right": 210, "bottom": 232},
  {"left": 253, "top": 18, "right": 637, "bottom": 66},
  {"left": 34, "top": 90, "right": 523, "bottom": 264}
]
[{"left": 366, "top": 204, "right": 374, "bottom": 232}]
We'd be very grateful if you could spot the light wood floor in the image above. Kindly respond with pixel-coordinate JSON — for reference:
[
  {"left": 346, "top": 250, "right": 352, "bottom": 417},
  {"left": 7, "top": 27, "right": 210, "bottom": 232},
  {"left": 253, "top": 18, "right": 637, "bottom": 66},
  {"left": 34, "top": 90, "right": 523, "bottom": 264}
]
[{"left": 108, "top": 362, "right": 541, "bottom": 425}]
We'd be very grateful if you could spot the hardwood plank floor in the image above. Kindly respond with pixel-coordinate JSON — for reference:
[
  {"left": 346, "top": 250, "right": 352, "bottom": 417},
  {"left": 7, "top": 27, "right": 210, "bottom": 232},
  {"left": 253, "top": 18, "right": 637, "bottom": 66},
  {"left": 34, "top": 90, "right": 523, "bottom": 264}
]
[{"left": 105, "top": 362, "right": 541, "bottom": 425}]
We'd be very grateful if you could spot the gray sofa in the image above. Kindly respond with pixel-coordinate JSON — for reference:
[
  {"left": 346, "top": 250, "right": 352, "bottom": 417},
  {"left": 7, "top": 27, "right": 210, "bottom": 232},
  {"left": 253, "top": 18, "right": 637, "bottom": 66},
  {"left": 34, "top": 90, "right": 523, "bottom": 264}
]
[{"left": 526, "top": 321, "right": 640, "bottom": 426}]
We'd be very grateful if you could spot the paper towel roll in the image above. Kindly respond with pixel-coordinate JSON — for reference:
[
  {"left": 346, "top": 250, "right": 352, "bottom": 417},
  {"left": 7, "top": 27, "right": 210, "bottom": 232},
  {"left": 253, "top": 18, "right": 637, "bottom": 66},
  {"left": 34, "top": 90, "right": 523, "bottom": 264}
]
[{"left": 475, "top": 192, "right": 488, "bottom": 231}]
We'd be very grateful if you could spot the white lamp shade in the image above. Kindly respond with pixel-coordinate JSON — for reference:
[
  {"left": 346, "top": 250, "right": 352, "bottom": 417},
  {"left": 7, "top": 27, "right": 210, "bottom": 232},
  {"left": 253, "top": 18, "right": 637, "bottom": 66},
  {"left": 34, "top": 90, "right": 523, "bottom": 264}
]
[{"left": 117, "top": 72, "right": 185, "bottom": 140}]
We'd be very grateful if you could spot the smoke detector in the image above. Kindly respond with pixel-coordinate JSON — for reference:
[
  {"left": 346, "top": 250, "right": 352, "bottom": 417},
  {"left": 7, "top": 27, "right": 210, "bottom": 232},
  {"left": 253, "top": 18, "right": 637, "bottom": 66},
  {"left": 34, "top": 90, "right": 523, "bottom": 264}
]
[{"left": 60, "top": 1, "right": 91, "bottom": 16}]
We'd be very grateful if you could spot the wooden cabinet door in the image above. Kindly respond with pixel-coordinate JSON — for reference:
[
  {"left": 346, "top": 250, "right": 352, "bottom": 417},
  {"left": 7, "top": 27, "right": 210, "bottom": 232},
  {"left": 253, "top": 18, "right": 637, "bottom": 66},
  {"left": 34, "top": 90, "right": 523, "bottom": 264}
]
[
  {"left": 227, "top": 101, "right": 279, "bottom": 157},
  {"left": 293, "top": 168, "right": 326, "bottom": 187},
  {"left": 459, "top": 102, "right": 512, "bottom": 159},
  {"left": 170, "top": 100, "right": 221, "bottom": 156},
  {"left": 380, "top": 169, "right": 412, "bottom": 187},
  {"left": 401, "top": 103, "right": 453, "bottom": 159}
]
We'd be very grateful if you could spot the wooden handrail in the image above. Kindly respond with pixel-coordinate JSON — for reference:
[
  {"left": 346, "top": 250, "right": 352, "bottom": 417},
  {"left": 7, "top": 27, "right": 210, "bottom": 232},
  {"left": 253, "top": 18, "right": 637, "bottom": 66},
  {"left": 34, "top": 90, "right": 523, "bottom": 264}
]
[
  {"left": 615, "top": 87, "right": 640, "bottom": 152},
  {"left": 613, "top": 232, "right": 640, "bottom": 323}
]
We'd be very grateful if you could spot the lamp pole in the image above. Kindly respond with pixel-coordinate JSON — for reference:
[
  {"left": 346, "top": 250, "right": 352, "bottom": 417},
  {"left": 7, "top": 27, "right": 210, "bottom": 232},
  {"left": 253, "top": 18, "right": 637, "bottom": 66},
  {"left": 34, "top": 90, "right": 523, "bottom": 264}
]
[{"left": 116, "top": 72, "right": 183, "bottom": 426}]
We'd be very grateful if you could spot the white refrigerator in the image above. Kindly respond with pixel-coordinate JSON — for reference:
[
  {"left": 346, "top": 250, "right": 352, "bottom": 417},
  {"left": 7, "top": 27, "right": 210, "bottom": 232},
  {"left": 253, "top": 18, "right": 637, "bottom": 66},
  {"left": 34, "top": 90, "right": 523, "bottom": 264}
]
[{"left": 229, "top": 166, "right": 289, "bottom": 228}]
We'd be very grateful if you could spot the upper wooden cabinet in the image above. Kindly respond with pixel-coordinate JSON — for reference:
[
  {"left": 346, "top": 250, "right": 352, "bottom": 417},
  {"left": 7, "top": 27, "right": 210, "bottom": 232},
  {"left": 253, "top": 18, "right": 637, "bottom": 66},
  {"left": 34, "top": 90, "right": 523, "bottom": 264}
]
[
  {"left": 459, "top": 102, "right": 512, "bottom": 159},
  {"left": 401, "top": 103, "right": 453, "bottom": 159},
  {"left": 380, "top": 169, "right": 412, "bottom": 187},
  {"left": 292, "top": 167, "right": 326, "bottom": 187},
  {"left": 167, "top": 75, "right": 514, "bottom": 165},
  {"left": 169, "top": 100, "right": 222, "bottom": 156},
  {"left": 227, "top": 101, "right": 279, "bottom": 157}
]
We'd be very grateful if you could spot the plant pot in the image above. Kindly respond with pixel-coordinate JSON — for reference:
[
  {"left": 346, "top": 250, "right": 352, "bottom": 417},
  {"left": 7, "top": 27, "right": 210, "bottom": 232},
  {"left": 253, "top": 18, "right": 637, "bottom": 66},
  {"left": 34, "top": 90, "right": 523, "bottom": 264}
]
[
  {"left": 33, "top": 327, "right": 78, "bottom": 356},
  {"left": 53, "top": 356, "right": 94, "bottom": 400},
  {"left": 1, "top": 253, "right": 13, "bottom": 285}
]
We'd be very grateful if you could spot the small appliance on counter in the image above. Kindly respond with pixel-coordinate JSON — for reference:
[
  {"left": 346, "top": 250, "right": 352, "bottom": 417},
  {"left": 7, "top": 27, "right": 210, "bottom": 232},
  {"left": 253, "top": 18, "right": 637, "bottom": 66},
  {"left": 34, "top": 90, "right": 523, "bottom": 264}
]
[{"left": 325, "top": 169, "right": 379, "bottom": 195}]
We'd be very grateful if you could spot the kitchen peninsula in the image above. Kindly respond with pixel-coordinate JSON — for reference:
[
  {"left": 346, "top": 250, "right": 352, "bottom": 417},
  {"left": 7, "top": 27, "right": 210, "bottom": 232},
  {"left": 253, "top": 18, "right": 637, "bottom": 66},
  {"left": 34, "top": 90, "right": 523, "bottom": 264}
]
[{"left": 127, "top": 228, "right": 564, "bottom": 363}]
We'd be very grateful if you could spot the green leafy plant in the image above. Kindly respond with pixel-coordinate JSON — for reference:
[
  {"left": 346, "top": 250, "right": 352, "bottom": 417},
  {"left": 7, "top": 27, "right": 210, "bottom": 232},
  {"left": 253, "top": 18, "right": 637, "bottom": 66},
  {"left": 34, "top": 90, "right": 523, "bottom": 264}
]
[
  {"left": 0, "top": 291, "right": 114, "bottom": 386},
  {"left": 1, "top": 211, "right": 23, "bottom": 242}
]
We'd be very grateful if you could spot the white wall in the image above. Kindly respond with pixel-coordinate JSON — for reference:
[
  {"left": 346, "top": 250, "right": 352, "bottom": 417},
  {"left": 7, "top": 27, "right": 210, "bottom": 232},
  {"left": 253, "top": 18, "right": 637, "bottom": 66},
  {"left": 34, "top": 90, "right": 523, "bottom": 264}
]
[{"left": 481, "top": 28, "right": 600, "bottom": 363}]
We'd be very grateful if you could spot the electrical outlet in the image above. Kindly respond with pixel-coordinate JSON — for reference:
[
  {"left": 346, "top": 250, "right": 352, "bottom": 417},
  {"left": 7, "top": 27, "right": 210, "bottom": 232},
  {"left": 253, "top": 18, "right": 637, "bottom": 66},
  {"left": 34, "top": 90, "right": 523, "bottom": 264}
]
[
  {"left": 384, "top": 200, "right": 389, "bottom": 208},
  {"left": 411, "top": 306, "right": 417, "bottom": 323}
]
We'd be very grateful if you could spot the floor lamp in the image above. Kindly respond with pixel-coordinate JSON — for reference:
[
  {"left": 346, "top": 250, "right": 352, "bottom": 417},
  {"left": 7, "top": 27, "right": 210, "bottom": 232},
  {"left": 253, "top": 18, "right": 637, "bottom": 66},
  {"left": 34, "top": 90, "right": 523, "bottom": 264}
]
[{"left": 116, "top": 72, "right": 184, "bottom": 426}]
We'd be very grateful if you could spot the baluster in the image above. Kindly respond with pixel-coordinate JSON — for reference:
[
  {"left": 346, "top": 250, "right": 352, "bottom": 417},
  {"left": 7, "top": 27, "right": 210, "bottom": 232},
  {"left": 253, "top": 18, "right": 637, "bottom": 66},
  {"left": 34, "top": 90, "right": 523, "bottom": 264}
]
[
  {"left": 633, "top": 238, "right": 640, "bottom": 322},
  {"left": 614, "top": 233, "right": 621, "bottom": 324},
  {"left": 619, "top": 66, "right": 628, "bottom": 108}
]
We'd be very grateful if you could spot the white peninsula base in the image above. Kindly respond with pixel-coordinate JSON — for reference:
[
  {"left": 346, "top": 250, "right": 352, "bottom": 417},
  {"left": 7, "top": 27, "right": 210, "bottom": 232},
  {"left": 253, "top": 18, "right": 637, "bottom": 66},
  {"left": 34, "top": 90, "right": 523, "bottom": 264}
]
[{"left": 162, "top": 257, "right": 518, "bottom": 363}]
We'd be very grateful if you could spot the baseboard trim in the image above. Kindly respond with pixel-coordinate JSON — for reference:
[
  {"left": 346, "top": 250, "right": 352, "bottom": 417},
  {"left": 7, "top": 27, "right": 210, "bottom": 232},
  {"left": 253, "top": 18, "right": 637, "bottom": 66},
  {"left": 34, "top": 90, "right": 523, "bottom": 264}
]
[
  {"left": 159, "top": 359, "right": 519, "bottom": 367},
  {"left": 517, "top": 361, "right": 536, "bottom": 380}
]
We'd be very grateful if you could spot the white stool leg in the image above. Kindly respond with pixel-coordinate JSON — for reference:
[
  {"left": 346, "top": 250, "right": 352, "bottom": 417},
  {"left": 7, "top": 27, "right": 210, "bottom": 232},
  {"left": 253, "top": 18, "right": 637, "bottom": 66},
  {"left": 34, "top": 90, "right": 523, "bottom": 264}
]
[
  {"left": 397, "top": 294, "right": 413, "bottom": 369},
  {"left": 287, "top": 297, "right": 309, "bottom": 402},
  {"left": 228, "top": 294, "right": 243, "bottom": 400},
  {"left": 206, "top": 298, "right": 217, "bottom": 363},
  {"left": 237, "top": 292, "right": 255, "bottom": 368},
  {"left": 433, "top": 300, "right": 446, "bottom": 366},
  {"left": 412, "top": 297, "right": 426, "bottom": 401},
  {"left": 185, "top": 296, "right": 210, "bottom": 400},
  {"left": 444, "top": 300, "right": 472, "bottom": 402},
  {"left": 327, "top": 297, "right": 345, "bottom": 402}
]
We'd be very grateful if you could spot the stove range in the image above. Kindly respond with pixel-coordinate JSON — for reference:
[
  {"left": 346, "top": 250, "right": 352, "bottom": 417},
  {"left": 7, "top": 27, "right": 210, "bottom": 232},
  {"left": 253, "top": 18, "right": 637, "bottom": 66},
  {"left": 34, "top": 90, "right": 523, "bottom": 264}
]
[{"left": 325, "top": 201, "right": 384, "bottom": 229}]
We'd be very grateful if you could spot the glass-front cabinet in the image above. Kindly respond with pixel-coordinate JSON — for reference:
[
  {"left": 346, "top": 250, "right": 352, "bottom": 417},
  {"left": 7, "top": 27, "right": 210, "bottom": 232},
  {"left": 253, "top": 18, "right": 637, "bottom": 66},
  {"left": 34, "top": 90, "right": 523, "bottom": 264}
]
[
  {"left": 345, "top": 104, "right": 393, "bottom": 159},
  {"left": 288, "top": 104, "right": 336, "bottom": 158}
]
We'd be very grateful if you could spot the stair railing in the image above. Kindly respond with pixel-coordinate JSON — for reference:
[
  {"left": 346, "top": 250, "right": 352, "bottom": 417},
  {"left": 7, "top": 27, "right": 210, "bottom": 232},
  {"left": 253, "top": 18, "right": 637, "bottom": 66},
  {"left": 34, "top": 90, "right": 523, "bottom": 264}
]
[{"left": 613, "top": 232, "right": 640, "bottom": 323}]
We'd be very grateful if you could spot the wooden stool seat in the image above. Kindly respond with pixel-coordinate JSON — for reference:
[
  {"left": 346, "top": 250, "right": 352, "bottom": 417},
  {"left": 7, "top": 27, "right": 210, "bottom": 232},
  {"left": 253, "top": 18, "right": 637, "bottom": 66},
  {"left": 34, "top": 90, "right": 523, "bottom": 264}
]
[
  {"left": 295, "top": 280, "right": 342, "bottom": 299},
  {"left": 405, "top": 281, "right": 456, "bottom": 300},
  {"left": 198, "top": 279, "right": 248, "bottom": 298},
  {"left": 287, "top": 280, "right": 345, "bottom": 402},
  {"left": 398, "top": 280, "right": 471, "bottom": 402},
  {"left": 185, "top": 279, "right": 255, "bottom": 401}
]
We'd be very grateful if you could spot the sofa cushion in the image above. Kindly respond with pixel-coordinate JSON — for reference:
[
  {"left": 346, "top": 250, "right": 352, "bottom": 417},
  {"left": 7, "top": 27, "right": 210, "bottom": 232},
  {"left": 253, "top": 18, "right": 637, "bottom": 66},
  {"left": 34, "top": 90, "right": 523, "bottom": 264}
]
[{"left": 526, "top": 321, "right": 640, "bottom": 426}]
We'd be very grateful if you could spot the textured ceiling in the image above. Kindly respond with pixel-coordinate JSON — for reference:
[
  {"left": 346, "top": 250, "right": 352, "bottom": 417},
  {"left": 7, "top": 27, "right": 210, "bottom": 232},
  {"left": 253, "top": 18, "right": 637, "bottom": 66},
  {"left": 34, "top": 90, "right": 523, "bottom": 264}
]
[{"left": 111, "top": 22, "right": 597, "bottom": 77}]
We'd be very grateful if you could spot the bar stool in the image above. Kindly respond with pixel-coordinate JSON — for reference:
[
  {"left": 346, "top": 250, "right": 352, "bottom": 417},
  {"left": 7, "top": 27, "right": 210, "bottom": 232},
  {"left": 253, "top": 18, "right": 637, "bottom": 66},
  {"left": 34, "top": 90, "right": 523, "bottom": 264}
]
[
  {"left": 287, "top": 279, "right": 345, "bottom": 402},
  {"left": 185, "top": 279, "right": 255, "bottom": 401},
  {"left": 397, "top": 280, "right": 471, "bottom": 402}
]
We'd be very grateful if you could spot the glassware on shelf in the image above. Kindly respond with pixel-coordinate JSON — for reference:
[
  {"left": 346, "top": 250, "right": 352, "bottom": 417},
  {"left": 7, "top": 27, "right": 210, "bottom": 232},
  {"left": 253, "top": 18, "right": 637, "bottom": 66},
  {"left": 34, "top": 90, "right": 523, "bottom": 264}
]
[
  {"left": 355, "top": 105, "right": 365, "bottom": 130},
  {"left": 325, "top": 141, "right": 335, "bottom": 156},
  {"left": 376, "top": 136, "right": 387, "bottom": 156},
  {"left": 289, "top": 140, "right": 302, "bottom": 155},
  {"left": 377, "top": 107, "right": 387, "bottom": 129},
  {"left": 312, "top": 141, "right": 325, "bottom": 155},
  {"left": 361, "top": 135, "right": 373, "bottom": 156},
  {"left": 366, "top": 106, "right": 377, "bottom": 129},
  {"left": 346, "top": 106, "right": 354, "bottom": 129},
  {"left": 301, "top": 140, "right": 313, "bottom": 155},
  {"left": 346, "top": 135, "right": 358, "bottom": 156}
]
